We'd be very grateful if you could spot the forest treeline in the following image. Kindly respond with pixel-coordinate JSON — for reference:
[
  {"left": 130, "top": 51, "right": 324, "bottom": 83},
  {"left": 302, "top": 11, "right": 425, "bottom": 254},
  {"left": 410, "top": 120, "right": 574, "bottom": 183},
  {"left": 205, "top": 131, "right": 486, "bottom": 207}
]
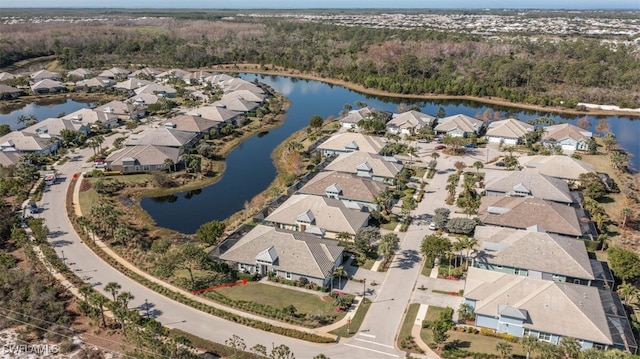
[{"left": 1, "top": 14, "right": 639, "bottom": 108}]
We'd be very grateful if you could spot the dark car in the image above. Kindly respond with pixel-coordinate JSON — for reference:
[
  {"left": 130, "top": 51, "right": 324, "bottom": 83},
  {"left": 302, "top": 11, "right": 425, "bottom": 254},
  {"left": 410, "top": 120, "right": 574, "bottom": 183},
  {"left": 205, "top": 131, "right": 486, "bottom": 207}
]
[
  {"left": 465, "top": 143, "right": 477, "bottom": 148},
  {"left": 435, "top": 145, "right": 446, "bottom": 150},
  {"left": 29, "top": 202, "right": 39, "bottom": 214},
  {"left": 495, "top": 161, "right": 506, "bottom": 167}
]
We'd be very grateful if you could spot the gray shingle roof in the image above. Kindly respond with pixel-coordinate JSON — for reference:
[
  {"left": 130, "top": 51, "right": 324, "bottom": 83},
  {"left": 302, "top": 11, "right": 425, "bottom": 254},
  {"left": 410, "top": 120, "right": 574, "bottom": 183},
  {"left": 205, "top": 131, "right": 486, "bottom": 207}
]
[
  {"left": 125, "top": 128, "right": 197, "bottom": 148},
  {"left": 106, "top": 144, "right": 180, "bottom": 167},
  {"left": 219, "top": 225, "right": 344, "bottom": 279},
  {"left": 473, "top": 226, "right": 594, "bottom": 279},
  {"left": 324, "top": 151, "right": 403, "bottom": 179},
  {"left": 318, "top": 133, "right": 386, "bottom": 154},
  {"left": 485, "top": 118, "right": 533, "bottom": 139},
  {"left": 519, "top": 155, "right": 595, "bottom": 181},
  {"left": 484, "top": 171, "right": 574, "bottom": 204},
  {"left": 298, "top": 171, "right": 386, "bottom": 204},
  {"left": 434, "top": 114, "right": 483, "bottom": 133}
]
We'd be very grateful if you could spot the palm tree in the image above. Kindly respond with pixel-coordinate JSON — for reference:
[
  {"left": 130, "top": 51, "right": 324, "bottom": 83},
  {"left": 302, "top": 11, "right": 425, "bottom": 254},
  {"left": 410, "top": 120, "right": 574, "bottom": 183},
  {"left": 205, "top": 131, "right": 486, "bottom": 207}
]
[
  {"left": 76, "top": 216, "right": 91, "bottom": 236},
  {"left": 495, "top": 341, "right": 513, "bottom": 359},
  {"left": 520, "top": 335, "right": 539, "bottom": 359},
  {"left": 377, "top": 233, "right": 399, "bottom": 263},
  {"left": 558, "top": 337, "right": 581, "bottom": 359},
  {"left": 104, "top": 281, "right": 121, "bottom": 302},
  {"left": 116, "top": 291, "right": 135, "bottom": 309},
  {"left": 621, "top": 207, "right": 633, "bottom": 229},
  {"left": 163, "top": 158, "right": 175, "bottom": 173},
  {"left": 79, "top": 283, "right": 92, "bottom": 302},
  {"left": 332, "top": 266, "right": 348, "bottom": 290},
  {"left": 431, "top": 151, "right": 440, "bottom": 160},
  {"left": 472, "top": 160, "right": 484, "bottom": 173},
  {"left": 457, "top": 236, "right": 478, "bottom": 269},
  {"left": 89, "top": 292, "right": 108, "bottom": 327},
  {"left": 617, "top": 282, "right": 639, "bottom": 305}
]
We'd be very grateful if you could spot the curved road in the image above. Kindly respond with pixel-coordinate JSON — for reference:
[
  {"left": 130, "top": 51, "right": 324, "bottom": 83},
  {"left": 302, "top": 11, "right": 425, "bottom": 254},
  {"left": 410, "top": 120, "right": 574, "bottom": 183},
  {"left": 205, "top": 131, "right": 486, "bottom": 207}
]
[{"left": 39, "top": 138, "right": 452, "bottom": 358}]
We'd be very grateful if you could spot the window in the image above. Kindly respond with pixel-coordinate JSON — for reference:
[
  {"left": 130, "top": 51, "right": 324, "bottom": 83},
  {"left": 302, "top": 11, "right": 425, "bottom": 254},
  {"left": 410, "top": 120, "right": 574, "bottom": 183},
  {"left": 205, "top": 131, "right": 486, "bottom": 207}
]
[
  {"left": 239, "top": 263, "right": 245, "bottom": 270},
  {"left": 523, "top": 329, "right": 534, "bottom": 337},
  {"left": 286, "top": 272, "right": 292, "bottom": 279},
  {"left": 143, "top": 165, "right": 150, "bottom": 171},
  {"left": 539, "top": 332, "right": 552, "bottom": 342}
]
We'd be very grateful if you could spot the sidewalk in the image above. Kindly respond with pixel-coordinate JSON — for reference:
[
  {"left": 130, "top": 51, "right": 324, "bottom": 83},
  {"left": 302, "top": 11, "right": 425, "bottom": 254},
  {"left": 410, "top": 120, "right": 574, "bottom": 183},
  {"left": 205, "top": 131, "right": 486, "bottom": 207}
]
[
  {"left": 71, "top": 172, "right": 352, "bottom": 338},
  {"left": 411, "top": 304, "right": 441, "bottom": 359}
]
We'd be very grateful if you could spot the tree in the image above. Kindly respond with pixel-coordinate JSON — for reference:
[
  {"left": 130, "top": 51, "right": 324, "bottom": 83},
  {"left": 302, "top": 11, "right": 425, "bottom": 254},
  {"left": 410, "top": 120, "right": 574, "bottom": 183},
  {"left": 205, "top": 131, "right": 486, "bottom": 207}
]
[
  {"left": 454, "top": 161, "right": 466, "bottom": 174},
  {"left": 431, "top": 151, "right": 440, "bottom": 160},
  {"left": 456, "top": 236, "right": 478, "bottom": 269},
  {"left": 0, "top": 124, "right": 11, "bottom": 137},
  {"left": 331, "top": 265, "right": 348, "bottom": 290},
  {"left": 608, "top": 247, "right": 640, "bottom": 283},
  {"left": 431, "top": 311, "right": 454, "bottom": 350},
  {"left": 537, "top": 341, "right": 559, "bottom": 358},
  {"left": 175, "top": 242, "right": 208, "bottom": 289},
  {"left": 89, "top": 292, "right": 108, "bottom": 328},
  {"left": 104, "top": 281, "right": 121, "bottom": 302},
  {"left": 502, "top": 155, "right": 519, "bottom": 170},
  {"left": 432, "top": 207, "right": 451, "bottom": 229},
  {"left": 445, "top": 217, "right": 477, "bottom": 235},
  {"left": 112, "top": 224, "right": 130, "bottom": 245},
  {"left": 354, "top": 226, "right": 380, "bottom": 254},
  {"left": 377, "top": 233, "right": 399, "bottom": 262},
  {"left": 457, "top": 302, "right": 474, "bottom": 322},
  {"left": 225, "top": 334, "right": 246, "bottom": 358},
  {"left": 610, "top": 151, "right": 629, "bottom": 172},
  {"left": 401, "top": 196, "right": 417, "bottom": 220},
  {"left": 196, "top": 220, "right": 226, "bottom": 246},
  {"left": 420, "top": 234, "right": 451, "bottom": 266},
  {"left": 617, "top": 282, "right": 639, "bottom": 305},
  {"left": 163, "top": 158, "right": 175, "bottom": 173},
  {"left": 251, "top": 344, "right": 268, "bottom": 358},
  {"left": 309, "top": 115, "right": 324, "bottom": 130},
  {"left": 335, "top": 231, "right": 352, "bottom": 242},
  {"left": 558, "top": 337, "right": 581, "bottom": 359},
  {"left": 472, "top": 160, "right": 484, "bottom": 173},
  {"left": 576, "top": 116, "right": 592, "bottom": 130},
  {"left": 602, "top": 133, "right": 617, "bottom": 153},
  {"left": 520, "top": 335, "right": 539, "bottom": 359},
  {"left": 270, "top": 344, "right": 295, "bottom": 359},
  {"left": 496, "top": 341, "right": 513, "bottom": 359},
  {"left": 437, "top": 106, "right": 446, "bottom": 118}
]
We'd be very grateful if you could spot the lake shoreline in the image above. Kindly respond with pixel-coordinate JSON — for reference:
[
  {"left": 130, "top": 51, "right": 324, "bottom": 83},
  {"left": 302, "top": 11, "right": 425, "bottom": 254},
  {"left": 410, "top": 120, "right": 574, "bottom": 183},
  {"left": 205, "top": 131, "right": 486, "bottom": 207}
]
[{"left": 211, "top": 64, "right": 640, "bottom": 119}]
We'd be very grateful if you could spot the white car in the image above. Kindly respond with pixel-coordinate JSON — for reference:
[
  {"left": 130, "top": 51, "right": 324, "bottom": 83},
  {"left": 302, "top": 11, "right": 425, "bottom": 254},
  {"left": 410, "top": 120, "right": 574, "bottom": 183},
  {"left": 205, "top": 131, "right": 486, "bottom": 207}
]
[
  {"left": 429, "top": 222, "right": 437, "bottom": 230},
  {"left": 94, "top": 162, "right": 106, "bottom": 169}
]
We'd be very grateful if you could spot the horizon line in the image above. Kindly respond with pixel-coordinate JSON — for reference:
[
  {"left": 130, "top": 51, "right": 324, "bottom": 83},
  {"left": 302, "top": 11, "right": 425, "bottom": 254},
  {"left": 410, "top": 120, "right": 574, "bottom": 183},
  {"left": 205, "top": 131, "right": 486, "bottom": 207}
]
[{"left": 1, "top": 7, "right": 639, "bottom": 10}]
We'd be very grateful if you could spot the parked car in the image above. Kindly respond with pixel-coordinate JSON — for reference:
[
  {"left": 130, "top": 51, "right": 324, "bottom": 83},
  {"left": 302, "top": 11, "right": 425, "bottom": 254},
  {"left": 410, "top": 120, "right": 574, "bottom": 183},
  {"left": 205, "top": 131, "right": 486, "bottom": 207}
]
[
  {"left": 29, "top": 202, "right": 39, "bottom": 214},
  {"left": 434, "top": 145, "right": 446, "bottom": 150},
  {"left": 417, "top": 139, "right": 429, "bottom": 143},
  {"left": 465, "top": 143, "right": 477, "bottom": 148},
  {"left": 495, "top": 161, "right": 506, "bottom": 167},
  {"left": 94, "top": 161, "right": 107, "bottom": 169},
  {"left": 429, "top": 222, "right": 437, "bottom": 230}
]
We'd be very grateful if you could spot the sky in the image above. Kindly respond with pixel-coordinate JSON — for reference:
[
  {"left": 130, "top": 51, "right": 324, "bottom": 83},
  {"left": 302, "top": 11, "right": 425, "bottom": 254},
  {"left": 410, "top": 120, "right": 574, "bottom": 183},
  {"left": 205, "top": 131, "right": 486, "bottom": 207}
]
[{"left": 0, "top": 0, "right": 638, "bottom": 9}]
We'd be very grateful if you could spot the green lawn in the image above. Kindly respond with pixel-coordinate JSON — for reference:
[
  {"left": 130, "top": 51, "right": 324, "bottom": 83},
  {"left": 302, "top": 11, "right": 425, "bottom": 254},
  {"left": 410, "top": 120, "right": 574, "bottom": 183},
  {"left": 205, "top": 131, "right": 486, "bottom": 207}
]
[
  {"left": 329, "top": 298, "right": 371, "bottom": 338},
  {"left": 424, "top": 305, "right": 449, "bottom": 322},
  {"left": 215, "top": 283, "right": 340, "bottom": 317},
  {"left": 78, "top": 186, "right": 100, "bottom": 215},
  {"left": 398, "top": 303, "right": 420, "bottom": 341},
  {"left": 422, "top": 329, "right": 526, "bottom": 357}
]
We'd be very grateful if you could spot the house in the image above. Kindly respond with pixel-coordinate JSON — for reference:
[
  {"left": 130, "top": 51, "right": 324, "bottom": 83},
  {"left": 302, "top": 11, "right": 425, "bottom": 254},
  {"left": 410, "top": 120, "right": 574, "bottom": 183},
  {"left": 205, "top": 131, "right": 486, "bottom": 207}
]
[
  {"left": 386, "top": 110, "right": 435, "bottom": 136},
  {"left": 339, "top": 107, "right": 391, "bottom": 129},
  {"left": 463, "top": 267, "right": 637, "bottom": 353},
  {"left": 0, "top": 72, "right": 16, "bottom": 82},
  {"left": 157, "top": 68, "right": 191, "bottom": 81},
  {"left": 542, "top": 123, "right": 593, "bottom": 152},
  {"left": 485, "top": 118, "right": 534, "bottom": 145},
  {"left": 211, "top": 96, "right": 259, "bottom": 113},
  {"left": 67, "top": 68, "right": 94, "bottom": 80},
  {"left": 22, "top": 117, "right": 90, "bottom": 138},
  {"left": 483, "top": 171, "right": 579, "bottom": 205},
  {"left": 263, "top": 194, "right": 370, "bottom": 238},
  {"left": 221, "top": 78, "right": 265, "bottom": 94},
  {"left": 317, "top": 133, "right": 386, "bottom": 156},
  {"left": 0, "top": 131, "right": 59, "bottom": 155},
  {"left": 129, "top": 67, "right": 161, "bottom": 79},
  {"left": 62, "top": 109, "right": 119, "bottom": 129},
  {"left": 161, "top": 115, "right": 221, "bottom": 135},
  {"left": 0, "top": 151, "right": 23, "bottom": 167},
  {"left": 472, "top": 226, "right": 613, "bottom": 289},
  {"left": 128, "top": 92, "right": 161, "bottom": 106},
  {"left": 519, "top": 155, "right": 596, "bottom": 181},
  {"left": 74, "top": 77, "right": 115, "bottom": 91},
  {"left": 134, "top": 83, "right": 177, "bottom": 98},
  {"left": 98, "top": 67, "right": 130, "bottom": 79},
  {"left": 185, "top": 106, "right": 242, "bottom": 126},
  {"left": 30, "top": 69, "right": 60, "bottom": 81},
  {"left": 31, "top": 79, "right": 65, "bottom": 94},
  {"left": 124, "top": 127, "right": 199, "bottom": 151},
  {"left": 106, "top": 144, "right": 180, "bottom": 173},
  {"left": 434, "top": 114, "right": 484, "bottom": 137},
  {"left": 0, "top": 84, "right": 22, "bottom": 99},
  {"left": 114, "top": 78, "right": 153, "bottom": 91},
  {"left": 205, "top": 73, "right": 237, "bottom": 85},
  {"left": 183, "top": 70, "right": 212, "bottom": 84},
  {"left": 95, "top": 100, "right": 145, "bottom": 121},
  {"left": 217, "top": 225, "right": 345, "bottom": 287},
  {"left": 296, "top": 171, "right": 387, "bottom": 211},
  {"left": 221, "top": 89, "right": 266, "bottom": 104},
  {"left": 323, "top": 151, "right": 403, "bottom": 184},
  {"left": 478, "top": 196, "right": 595, "bottom": 239}
]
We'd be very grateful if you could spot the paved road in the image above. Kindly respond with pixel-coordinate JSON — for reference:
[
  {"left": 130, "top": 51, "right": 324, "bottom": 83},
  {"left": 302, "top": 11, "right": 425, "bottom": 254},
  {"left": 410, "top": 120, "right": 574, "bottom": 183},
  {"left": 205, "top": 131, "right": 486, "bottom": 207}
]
[{"left": 38, "top": 136, "right": 492, "bottom": 358}]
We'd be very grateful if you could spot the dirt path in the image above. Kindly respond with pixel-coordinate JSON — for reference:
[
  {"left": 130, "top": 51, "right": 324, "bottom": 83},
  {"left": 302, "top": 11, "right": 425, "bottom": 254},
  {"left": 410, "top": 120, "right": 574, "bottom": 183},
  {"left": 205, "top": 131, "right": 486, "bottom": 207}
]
[{"left": 210, "top": 63, "right": 640, "bottom": 118}]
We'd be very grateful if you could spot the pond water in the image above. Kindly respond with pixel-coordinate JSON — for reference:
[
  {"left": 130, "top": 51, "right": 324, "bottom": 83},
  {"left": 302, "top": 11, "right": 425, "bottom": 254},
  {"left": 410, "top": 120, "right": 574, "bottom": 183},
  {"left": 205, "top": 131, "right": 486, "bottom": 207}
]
[
  {"left": 0, "top": 98, "right": 91, "bottom": 129},
  {"left": 139, "top": 74, "right": 640, "bottom": 234},
  {"left": 2, "top": 78, "right": 636, "bottom": 234}
]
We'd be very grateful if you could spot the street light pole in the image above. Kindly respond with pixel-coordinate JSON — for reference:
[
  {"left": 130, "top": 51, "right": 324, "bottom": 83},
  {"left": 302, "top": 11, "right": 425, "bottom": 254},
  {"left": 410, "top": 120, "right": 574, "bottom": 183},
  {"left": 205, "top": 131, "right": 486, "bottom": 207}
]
[
  {"left": 61, "top": 250, "right": 65, "bottom": 265},
  {"left": 363, "top": 278, "right": 366, "bottom": 297}
]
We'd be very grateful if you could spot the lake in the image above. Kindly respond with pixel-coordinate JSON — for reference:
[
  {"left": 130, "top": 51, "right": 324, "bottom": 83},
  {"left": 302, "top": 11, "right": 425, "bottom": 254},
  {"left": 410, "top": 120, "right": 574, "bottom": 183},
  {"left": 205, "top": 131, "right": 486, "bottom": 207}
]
[
  {"left": 0, "top": 98, "right": 90, "bottom": 129},
  {"left": 140, "top": 74, "right": 640, "bottom": 234}
]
